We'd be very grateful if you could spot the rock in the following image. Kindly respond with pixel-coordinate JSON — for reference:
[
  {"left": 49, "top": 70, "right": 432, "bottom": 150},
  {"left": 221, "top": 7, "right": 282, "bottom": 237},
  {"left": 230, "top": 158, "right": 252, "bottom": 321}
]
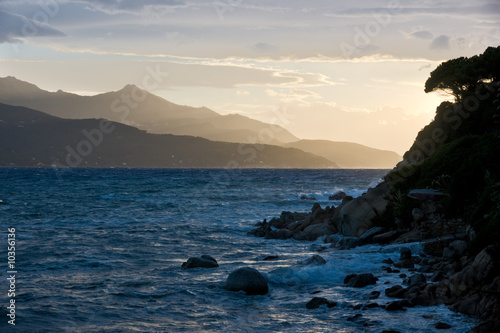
[
  {"left": 265, "top": 228, "right": 293, "bottom": 240},
  {"left": 406, "top": 274, "right": 427, "bottom": 288},
  {"left": 384, "top": 300, "right": 407, "bottom": 311},
  {"left": 430, "top": 271, "right": 445, "bottom": 282},
  {"left": 329, "top": 191, "right": 347, "bottom": 200},
  {"left": 301, "top": 195, "right": 316, "bottom": 200},
  {"left": 364, "top": 302, "right": 379, "bottom": 308},
  {"left": 181, "top": 255, "right": 219, "bottom": 269},
  {"left": 306, "top": 297, "right": 337, "bottom": 309},
  {"left": 224, "top": 267, "right": 269, "bottom": 295},
  {"left": 394, "top": 259, "right": 414, "bottom": 269},
  {"left": 347, "top": 313, "right": 363, "bottom": 321},
  {"left": 335, "top": 236, "right": 361, "bottom": 250},
  {"left": 263, "top": 255, "right": 279, "bottom": 261},
  {"left": 359, "top": 226, "right": 385, "bottom": 243},
  {"left": 469, "top": 320, "right": 500, "bottom": 333},
  {"left": 400, "top": 247, "right": 412, "bottom": 260},
  {"left": 435, "top": 322, "right": 452, "bottom": 329},
  {"left": 418, "top": 265, "right": 432, "bottom": 273},
  {"left": 310, "top": 203, "right": 322, "bottom": 218},
  {"left": 333, "top": 182, "right": 391, "bottom": 237},
  {"left": 373, "top": 230, "right": 400, "bottom": 244},
  {"left": 302, "top": 254, "right": 327, "bottom": 266},
  {"left": 471, "top": 249, "right": 496, "bottom": 281},
  {"left": 382, "top": 258, "right": 394, "bottom": 264},
  {"left": 247, "top": 221, "right": 271, "bottom": 237},
  {"left": 412, "top": 208, "right": 425, "bottom": 222},
  {"left": 443, "top": 240, "right": 468, "bottom": 260},
  {"left": 269, "top": 211, "right": 309, "bottom": 229},
  {"left": 368, "top": 291, "right": 381, "bottom": 299},
  {"left": 385, "top": 285, "right": 407, "bottom": 298},
  {"left": 345, "top": 273, "right": 378, "bottom": 288},
  {"left": 297, "top": 223, "right": 336, "bottom": 241}
]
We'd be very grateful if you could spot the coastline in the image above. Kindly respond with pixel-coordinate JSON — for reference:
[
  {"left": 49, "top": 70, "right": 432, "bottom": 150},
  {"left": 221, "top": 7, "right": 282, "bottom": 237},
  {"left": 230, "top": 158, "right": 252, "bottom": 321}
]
[{"left": 250, "top": 192, "right": 500, "bottom": 332}]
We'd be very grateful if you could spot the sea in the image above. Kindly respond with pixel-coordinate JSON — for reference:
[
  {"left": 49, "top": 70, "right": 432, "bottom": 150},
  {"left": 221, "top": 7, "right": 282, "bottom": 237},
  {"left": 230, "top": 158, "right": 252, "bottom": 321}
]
[{"left": 0, "top": 168, "right": 477, "bottom": 332}]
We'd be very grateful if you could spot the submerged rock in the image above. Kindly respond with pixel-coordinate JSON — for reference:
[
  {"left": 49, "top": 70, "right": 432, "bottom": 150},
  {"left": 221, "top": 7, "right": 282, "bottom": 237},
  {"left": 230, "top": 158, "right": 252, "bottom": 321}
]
[
  {"left": 329, "top": 191, "right": 347, "bottom": 201},
  {"left": 306, "top": 297, "right": 337, "bottom": 309},
  {"left": 224, "top": 267, "right": 269, "bottom": 295},
  {"left": 181, "top": 255, "right": 219, "bottom": 270},
  {"left": 301, "top": 254, "right": 327, "bottom": 266},
  {"left": 384, "top": 300, "right": 408, "bottom": 311},
  {"left": 435, "top": 322, "right": 452, "bottom": 329}
]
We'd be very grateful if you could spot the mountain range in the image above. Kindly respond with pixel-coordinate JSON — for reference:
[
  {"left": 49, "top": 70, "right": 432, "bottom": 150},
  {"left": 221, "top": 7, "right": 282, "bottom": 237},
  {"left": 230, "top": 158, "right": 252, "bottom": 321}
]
[
  {"left": 0, "top": 103, "right": 334, "bottom": 168},
  {"left": 0, "top": 76, "right": 402, "bottom": 168},
  {"left": 0, "top": 76, "right": 298, "bottom": 145}
]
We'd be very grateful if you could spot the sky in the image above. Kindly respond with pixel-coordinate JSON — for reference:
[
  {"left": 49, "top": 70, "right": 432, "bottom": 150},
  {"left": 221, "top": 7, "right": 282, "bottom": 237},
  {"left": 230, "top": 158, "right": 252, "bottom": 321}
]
[{"left": 0, "top": 0, "right": 499, "bottom": 154}]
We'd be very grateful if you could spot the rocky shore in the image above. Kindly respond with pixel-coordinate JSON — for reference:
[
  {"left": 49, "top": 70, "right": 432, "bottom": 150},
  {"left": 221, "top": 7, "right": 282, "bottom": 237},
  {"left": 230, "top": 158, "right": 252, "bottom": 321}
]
[{"left": 247, "top": 189, "right": 499, "bottom": 332}]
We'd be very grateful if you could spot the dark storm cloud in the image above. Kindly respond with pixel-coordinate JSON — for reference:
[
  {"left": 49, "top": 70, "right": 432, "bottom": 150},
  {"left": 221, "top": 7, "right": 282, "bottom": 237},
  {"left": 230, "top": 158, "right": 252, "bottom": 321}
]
[{"left": 0, "top": 9, "right": 66, "bottom": 43}]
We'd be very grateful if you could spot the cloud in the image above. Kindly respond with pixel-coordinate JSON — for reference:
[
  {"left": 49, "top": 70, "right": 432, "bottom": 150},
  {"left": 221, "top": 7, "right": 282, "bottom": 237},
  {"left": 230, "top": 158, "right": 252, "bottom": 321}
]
[
  {"left": 77, "top": 0, "right": 186, "bottom": 15},
  {"left": 429, "top": 35, "right": 450, "bottom": 50},
  {"left": 252, "top": 42, "right": 275, "bottom": 53},
  {"left": 410, "top": 30, "right": 434, "bottom": 40},
  {"left": 418, "top": 63, "right": 432, "bottom": 71},
  {"left": 0, "top": 9, "right": 66, "bottom": 43}
]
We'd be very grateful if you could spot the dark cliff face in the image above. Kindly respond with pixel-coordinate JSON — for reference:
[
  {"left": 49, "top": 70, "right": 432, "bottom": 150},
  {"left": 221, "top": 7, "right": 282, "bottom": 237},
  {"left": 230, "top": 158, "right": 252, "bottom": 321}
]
[{"left": 382, "top": 46, "right": 500, "bottom": 258}]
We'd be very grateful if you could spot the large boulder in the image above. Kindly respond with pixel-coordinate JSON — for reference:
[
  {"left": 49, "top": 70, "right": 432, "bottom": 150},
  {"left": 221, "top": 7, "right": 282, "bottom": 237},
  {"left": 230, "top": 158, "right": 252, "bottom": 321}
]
[
  {"left": 333, "top": 182, "right": 390, "bottom": 237},
  {"left": 295, "top": 222, "right": 336, "bottom": 241},
  {"left": 224, "top": 267, "right": 269, "bottom": 295},
  {"left": 181, "top": 255, "right": 219, "bottom": 269}
]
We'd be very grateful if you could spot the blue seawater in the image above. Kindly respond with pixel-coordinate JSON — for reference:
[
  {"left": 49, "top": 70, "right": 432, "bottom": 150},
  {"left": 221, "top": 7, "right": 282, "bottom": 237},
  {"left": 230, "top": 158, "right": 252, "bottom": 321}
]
[{"left": 0, "top": 168, "right": 476, "bottom": 332}]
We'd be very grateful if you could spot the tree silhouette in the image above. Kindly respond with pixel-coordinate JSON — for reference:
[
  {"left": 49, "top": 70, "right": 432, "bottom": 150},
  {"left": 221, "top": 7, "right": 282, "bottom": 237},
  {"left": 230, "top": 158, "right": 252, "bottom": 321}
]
[{"left": 424, "top": 46, "right": 500, "bottom": 102}]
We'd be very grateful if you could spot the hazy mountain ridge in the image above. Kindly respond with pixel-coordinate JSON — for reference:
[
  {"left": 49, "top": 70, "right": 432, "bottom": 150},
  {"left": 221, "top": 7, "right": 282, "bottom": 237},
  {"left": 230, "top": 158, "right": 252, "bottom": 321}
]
[
  {"left": 0, "top": 103, "right": 336, "bottom": 168},
  {"left": 0, "top": 76, "right": 403, "bottom": 168},
  {"left": 0, "top": 76, "right": 298, "bottom": 145},
  {"left": 284, "top": 139, "right": 402, "bottom": 168}
]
